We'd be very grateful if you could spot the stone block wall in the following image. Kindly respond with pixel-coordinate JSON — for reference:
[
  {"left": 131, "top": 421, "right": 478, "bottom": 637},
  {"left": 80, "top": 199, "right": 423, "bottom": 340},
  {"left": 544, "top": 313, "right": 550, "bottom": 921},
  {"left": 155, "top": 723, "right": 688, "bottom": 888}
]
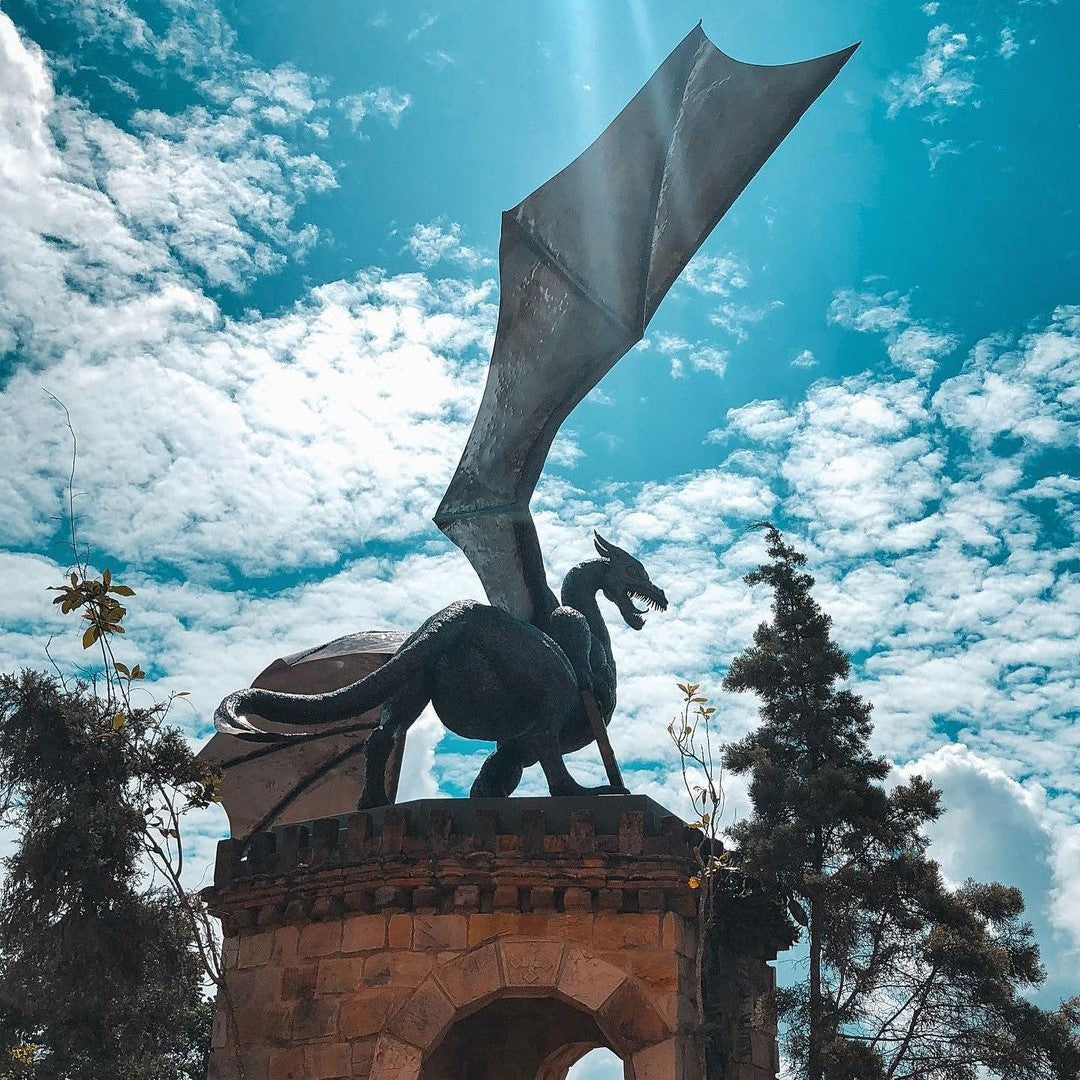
[{"left": 203, "top": 797, "right": 781, "bottom": 1080}]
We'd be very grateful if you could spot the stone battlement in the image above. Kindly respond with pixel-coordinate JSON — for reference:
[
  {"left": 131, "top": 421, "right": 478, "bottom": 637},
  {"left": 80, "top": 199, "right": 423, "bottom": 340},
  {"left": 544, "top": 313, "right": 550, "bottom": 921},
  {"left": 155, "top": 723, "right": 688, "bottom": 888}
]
[{"left": 208, "top": 796, "right": 702, "bottom": 935}]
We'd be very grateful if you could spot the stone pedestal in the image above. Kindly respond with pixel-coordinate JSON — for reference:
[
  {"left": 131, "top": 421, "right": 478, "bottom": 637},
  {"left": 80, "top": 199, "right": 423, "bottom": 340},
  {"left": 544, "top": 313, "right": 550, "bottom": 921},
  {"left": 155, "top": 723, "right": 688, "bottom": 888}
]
[{"left": 203, "top": 797, "right": 781, "bottom": 1080}]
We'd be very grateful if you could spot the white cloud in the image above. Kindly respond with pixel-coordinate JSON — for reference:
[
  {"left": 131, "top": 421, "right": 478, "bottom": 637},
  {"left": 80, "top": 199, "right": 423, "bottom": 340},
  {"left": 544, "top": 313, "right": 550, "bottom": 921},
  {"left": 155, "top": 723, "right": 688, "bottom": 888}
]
[
  {"left": 922, "top": 137, "right": 961, "bottom": 172},
  {"left": 885, "top": 24, "right": 979, "bottom": 120},
  {"left": 791, "top": 349, "right": 817, "bottom": 368},
  {"left": 829, "top": 288, "right": 911, "bottom": 333},
  {"left": 999, "top": 27, "right": 1020, "bottom": 60},
  {"left": 406, "top": 13, "right": 438, "bottom": 42},
  {"left": 932, "top": 305, "right": 1080, "bottom": 450},
  {"left": 830, "top": 288, "right": 957, "bottom": 378},
  {"left": 407, "top": 220, "right": 494, "bottom": 270},
  {"left": 338, "top": 87, "right": 413, "bottom": 131},
  {"left": 656, "top": 334, "right": 729, "bottom": 379},
  {"left": 682, "top": 252, "right": 750, "bottom": 297},
  {"left": 708, "top": 299, "right": 783, "bottom": 344},
  {"left": 898, "top": 745, "right": 1080, "bottom": 985},
  {"left": 0, "top": 12, "right": 501, "bottom": 575}
]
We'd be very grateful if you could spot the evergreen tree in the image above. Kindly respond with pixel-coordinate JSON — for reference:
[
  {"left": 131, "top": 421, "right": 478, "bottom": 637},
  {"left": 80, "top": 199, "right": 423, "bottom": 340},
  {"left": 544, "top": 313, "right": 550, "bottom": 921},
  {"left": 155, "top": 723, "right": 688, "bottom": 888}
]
[
  {"left": 0, "top": 670, "right": 214, "bottom": 1080},
  {"left": 722, "top": 525, "right": 1079, "bottom": 1080}
]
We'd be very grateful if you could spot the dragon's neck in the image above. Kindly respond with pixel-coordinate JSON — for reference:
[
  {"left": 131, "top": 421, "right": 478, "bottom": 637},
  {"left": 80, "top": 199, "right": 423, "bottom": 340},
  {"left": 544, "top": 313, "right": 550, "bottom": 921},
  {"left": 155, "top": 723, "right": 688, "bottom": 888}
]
[{"left": 560, "top": 559, "right": 612, "bottom": 656}]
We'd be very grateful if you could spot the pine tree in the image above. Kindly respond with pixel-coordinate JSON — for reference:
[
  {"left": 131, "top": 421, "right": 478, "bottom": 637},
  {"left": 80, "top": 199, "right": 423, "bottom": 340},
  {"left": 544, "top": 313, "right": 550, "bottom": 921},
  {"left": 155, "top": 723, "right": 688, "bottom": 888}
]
[{"left": 722, "top": 525, "right": 1079, "bottom": 1080}]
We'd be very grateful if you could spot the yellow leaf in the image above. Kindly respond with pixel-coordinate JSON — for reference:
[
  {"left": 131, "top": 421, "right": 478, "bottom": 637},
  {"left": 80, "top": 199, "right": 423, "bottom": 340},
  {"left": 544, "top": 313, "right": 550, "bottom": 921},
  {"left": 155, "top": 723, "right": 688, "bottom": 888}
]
[
  {"left": 81, "top": 625, "right": 98, "bottom": 649},
  {"left": 688, "top": 876, "right": 701, "bottom": 890},
  {"left": 112, "top": 713, "right": 125, "bottom": 731}
]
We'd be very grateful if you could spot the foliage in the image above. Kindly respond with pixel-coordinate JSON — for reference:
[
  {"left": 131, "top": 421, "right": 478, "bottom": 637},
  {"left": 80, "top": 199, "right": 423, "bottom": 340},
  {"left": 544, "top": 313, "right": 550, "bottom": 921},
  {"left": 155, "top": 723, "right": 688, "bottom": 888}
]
[
  {"left": 721, "top": 524, "right": 1079, "bottom": 1080},
  {"left": 0, "top": 671, "right": 213, "bottom": 1079}
]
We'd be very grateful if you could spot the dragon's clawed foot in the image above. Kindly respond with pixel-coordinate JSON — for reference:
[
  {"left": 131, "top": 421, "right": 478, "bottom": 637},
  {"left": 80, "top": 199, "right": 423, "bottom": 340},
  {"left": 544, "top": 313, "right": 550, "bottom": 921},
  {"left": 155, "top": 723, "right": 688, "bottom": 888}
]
[{"left": 548, "top": 780, "right": 630, "bottom": 797}]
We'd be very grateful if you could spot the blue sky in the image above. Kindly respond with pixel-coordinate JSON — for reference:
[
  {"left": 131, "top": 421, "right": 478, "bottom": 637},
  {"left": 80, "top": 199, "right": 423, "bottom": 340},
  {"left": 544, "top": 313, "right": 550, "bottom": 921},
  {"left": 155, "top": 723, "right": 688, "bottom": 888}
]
[{"left": 0, "top": 0, "right": 1077, "bottom": 1057}]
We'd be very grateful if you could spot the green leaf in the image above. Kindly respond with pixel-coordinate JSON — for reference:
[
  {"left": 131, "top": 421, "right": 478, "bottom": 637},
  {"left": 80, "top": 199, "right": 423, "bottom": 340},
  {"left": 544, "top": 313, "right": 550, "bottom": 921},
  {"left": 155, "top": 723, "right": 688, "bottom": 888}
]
[
  {"left": 102, "top": 567, "right": 111, "bottom": 587},
  {"left": 109, "top": 584, "right": 135, "bottom": 597},
  {"left": 81, "top": 625, "right": 98, "bottom": 649},
  {"left": 114, "top": 662, "right": 130, "bottom": 677}
]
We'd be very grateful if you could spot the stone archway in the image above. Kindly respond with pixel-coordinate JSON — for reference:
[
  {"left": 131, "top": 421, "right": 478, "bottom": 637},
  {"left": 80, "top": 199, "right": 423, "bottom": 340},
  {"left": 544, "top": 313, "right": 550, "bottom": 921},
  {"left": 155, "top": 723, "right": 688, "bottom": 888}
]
[
  {"left": 419, "top": 998, "right": 614, "bottom": 1080},
  {"left": 367, "top": 938, "right": 675, "bottom": 1080}
]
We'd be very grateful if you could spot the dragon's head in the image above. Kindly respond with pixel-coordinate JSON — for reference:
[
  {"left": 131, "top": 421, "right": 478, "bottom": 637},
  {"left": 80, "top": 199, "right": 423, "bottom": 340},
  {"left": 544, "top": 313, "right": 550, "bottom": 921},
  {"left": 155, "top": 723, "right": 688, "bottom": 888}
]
[{"left": 594, "top": 531, "right": 669, "bottom": 631}]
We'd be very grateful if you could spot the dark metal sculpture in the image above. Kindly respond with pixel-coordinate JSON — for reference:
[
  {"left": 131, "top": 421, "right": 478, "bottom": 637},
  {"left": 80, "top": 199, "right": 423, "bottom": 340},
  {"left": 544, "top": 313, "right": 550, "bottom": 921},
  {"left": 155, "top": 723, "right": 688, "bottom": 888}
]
[{"left": 214, "top": 25, "right": 857, "bottom": 811}]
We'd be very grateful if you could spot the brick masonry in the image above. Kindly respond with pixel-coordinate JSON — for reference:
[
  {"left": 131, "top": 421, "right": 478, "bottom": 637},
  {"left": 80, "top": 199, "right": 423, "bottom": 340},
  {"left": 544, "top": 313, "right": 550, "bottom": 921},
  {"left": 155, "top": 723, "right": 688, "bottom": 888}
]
[{"left": 204, "top": 796, "right": 781, "bottom": 1080}]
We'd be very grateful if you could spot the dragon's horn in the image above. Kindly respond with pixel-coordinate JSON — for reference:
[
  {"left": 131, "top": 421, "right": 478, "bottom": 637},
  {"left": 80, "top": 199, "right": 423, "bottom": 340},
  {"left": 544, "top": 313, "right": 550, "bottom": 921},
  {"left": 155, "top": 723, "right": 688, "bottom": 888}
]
[{"left": 593, "top": 531, "right": 627, "bottom": 560}]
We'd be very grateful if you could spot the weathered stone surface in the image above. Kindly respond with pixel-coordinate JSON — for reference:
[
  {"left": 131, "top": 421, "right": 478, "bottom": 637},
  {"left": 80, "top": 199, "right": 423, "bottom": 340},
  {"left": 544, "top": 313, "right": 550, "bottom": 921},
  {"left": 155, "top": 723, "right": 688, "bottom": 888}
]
[
  {"left": 316, "top": 956, "right": 365, "bottom": 995},
  {"left": 299, "top": 919, "right": 343, "bottom": 957},
  {"left": 237, "top": 930, "right": 275, "bottom": 968},
  {"left": 304, "top": 1041, "right": 351, "bottom": 1080},
  {"left": 500, "top": 940, "right": 564, "bottom": 989},
  {"left": 435, "top": 942, "right": 502, "bottom": 1007},
  {"left": 633, "top": 1038, "right": 679, "bottom": 1080},
  {"left": 368, "top": 1035, "right": 423, "bottom": 1080},
  {"left": 546, "top": 914, "right": 594, "bottom": 943},
  {"left": 267, "top": 1047, "right": 304, "bottom": 1080},
  {"left": 291, "top": 997, "right": 339, "bottom": 1040},
  {"left": 412, "top": 914, "right": 468, "bottom": 952},
  {"left": 387, "top": 951, "right": 435, "bottom": 986},
  {"left": 603, "top": 949, "right": 679, "bottom": 992},
  {"left": 280, "top": 964, "right": 317, "bottom": 1001},
  {"left": 387, "top": 913, "right": 412, "bottom": 950},
  {"left": 343, "top": 914, "right": 386, "bottom": 953},
  {"left": 599, "top": 981, "right": 672, "bottom": 1053},
  {"left": 467, "top": 912, "right": 546, "bottom": 945},
  {"left": 339, "top": 990, "right": 403, "bottom": 1039},
  {"left": 386, "top": 978, "right": 455, "bottom": 1048},
  {"left": 351, "top": 1037, "right": 378, "bottom": 1076},
  {"left": 593, "top": 913, "right": 661, "bottom": 950},
  {"left": 562, "top": 887, "right": 592, "bottom": 911},
  {"left": 557, "top": 948, "right": 627, "bottom": 1011}
]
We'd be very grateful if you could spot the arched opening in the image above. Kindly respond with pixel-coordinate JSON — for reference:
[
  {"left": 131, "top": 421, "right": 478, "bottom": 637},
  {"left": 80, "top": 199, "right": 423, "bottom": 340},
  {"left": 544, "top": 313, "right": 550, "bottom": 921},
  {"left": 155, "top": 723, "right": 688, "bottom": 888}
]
[
  {"left": 419, "top": 997, "right": 625, "bottom": 1080},
  {"left": 566, "top": 1046, "right": 626, "bottom": 1079}
]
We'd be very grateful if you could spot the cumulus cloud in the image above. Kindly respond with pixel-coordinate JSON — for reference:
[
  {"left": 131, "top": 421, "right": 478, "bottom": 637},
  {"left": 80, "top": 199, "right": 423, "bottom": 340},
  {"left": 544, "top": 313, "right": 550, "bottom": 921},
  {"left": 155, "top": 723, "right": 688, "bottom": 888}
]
[
  {"left": 898, "top": 745, "right": 1080, "bottom": 986},
  {"left": 932, "top": 305, "right": 1080, "bottom": 451},
  {"left": 830, "top": 287, "right": 957, "bottom": 378},
  {"left": 406, "top": 220, "right": 494, "bottom": 270},
  {"left": 885, "top": 24, "right": 979, "bottom": 120},
  {"left": 338, "top": 87, "right": 413, "bottom": 131},
  {"left": 656, "top": 334, "right": 729, "bottom": 379},
  {"left": 922, "top": 137, "right": 962, "bottom": 172},
  {"left": 682, "top": 252, "right": 749, "bottom": 297}
]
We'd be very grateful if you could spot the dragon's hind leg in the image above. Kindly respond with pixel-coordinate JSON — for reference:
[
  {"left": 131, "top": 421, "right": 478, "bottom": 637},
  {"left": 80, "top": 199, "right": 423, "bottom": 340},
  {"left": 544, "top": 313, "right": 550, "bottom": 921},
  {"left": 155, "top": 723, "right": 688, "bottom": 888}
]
[
  {"left": 357, "top": 678, "right": 430, "bottom": 809},
  {"left": 470, "top": 742, "right": 526, "bottom": 798}
]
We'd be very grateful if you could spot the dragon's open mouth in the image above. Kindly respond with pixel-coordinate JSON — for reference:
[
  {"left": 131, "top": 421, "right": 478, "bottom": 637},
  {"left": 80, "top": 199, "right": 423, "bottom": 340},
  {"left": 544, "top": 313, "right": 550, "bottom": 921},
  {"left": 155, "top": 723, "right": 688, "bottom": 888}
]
[{"left": 618, "top": 584, "right": 669, "bottom": 629}]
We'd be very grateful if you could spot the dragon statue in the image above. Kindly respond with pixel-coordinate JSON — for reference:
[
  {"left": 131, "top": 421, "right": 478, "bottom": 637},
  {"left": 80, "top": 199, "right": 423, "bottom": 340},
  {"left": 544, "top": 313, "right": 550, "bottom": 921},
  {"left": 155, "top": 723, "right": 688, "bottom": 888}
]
[{"left": 215, "top": 25, "right": 857, "bottom": 811}]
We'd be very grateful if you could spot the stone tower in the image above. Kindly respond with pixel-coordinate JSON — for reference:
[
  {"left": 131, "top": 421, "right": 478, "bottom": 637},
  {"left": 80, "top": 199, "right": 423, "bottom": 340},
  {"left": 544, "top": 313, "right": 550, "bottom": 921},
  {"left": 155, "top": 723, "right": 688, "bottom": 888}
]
[{"left": 204, "top": 797, "right": 783, "bottom": 1080}]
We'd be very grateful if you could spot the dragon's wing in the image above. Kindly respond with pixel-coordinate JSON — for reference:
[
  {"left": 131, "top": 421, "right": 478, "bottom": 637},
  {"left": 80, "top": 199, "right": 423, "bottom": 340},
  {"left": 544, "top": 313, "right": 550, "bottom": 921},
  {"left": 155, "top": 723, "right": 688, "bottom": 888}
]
[{"left": 435, "top": 25, "right": 857, "bottom": 624}]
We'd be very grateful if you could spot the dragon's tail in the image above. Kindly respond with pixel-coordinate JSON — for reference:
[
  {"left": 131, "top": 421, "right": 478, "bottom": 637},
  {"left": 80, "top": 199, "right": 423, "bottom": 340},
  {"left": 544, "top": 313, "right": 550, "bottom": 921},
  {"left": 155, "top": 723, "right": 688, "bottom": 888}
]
[{"left": 214, "top": 624, "right": 432, "bottom": 741}]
